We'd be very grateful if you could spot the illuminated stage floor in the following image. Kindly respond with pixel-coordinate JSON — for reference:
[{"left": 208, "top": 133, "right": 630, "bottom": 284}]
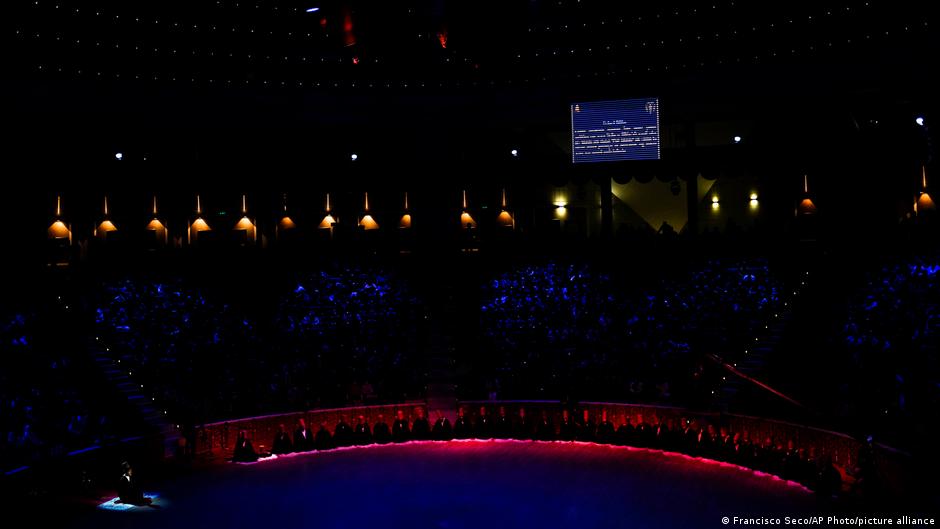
[{"left": 67, "top": 440, "right": 815, "bottom": 529}]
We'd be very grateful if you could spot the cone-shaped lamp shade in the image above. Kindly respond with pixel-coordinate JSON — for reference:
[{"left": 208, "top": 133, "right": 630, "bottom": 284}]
[
  {"left": 279, "top": 216, "right": 296, "bottom": 230},
  {"left": 798, "top": 198, "right": 817, "bottom": 215},
  {"left": 359, "top": 214, "right": 380, "bottom": 230},
  {"left": 48, "top": 220, "right": 70, "bottom": 239},
  {"left": 191, "top": 218, "right": 211, "bottom": 232},
  {"left": 96, "top": 220, "right": 117, "bottom": 237}
]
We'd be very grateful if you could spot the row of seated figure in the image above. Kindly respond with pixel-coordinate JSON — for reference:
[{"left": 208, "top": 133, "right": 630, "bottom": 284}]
[{"left": 232, "top": 406, "right": 846, "bottom": 498}]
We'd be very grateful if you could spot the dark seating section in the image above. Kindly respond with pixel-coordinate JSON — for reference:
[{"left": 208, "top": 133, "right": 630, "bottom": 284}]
[
  {"left": 94, "top": 267, "right": 421, "bottom": 424},
  {"left": 477, "top": 259, "right": 782, "bottom": 401},
  {"left": 834, "top": 259, "right": 940, "bottom": 441},
  {"left": 95, "top": 279, "right": 262, "bottom": 422},
  {"left": 274, "top": 269, "right": 422, "bottom": 406},
  {"left": 1, "top": 304, "right": 128, "bottom": 472}
]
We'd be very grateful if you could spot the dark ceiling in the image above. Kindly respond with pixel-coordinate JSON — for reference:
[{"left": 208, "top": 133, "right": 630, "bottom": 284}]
[
  {"left": 12, "top": 0, "right": 934, "bottom": 89},
  {"left": 6, "top": 1, "right": 937, "bottom": 186}
]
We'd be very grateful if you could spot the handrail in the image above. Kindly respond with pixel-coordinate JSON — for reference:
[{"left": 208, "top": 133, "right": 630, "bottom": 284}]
[{"left": 706, "top": 353, "right": 806, "bottom": 408}]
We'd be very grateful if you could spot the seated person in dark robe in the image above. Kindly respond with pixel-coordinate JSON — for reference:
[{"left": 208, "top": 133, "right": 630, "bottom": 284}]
[
  {"left": 392, "top": 410, "right": 411, "bottom": 442},
  {"left": 558, "top": 410, "right": 577, "bottom": 441},
  {"left": 654, "top": 419, "right": 673, "bottom": 450},
  {"left": 535, "top": 410, "right": 554, "bottom": 441},
  {"left": 706, "top": 425, "right": 721, "bottom": 458},
  {"left": 754, "top": 437, "right": 775, "bottom": 473},
  {"left": 718, "top": 427, "right": 734, "bottom": 461},
  {"left": 616, "top": 416, "right": 635, "bottom": 446},
  {"left": 513, "top": 407, "right": 533, "bottom": 440},
  {"left": 596, "top": 410, "right": 616, "bottom": 444},
  {"left": 634, "top": 414, "right": 653, "bottom": 448},
  {"left": 233, "top": 430, "right": 258, "bottom": 462},
  {"left": 333, "top": 417, "right": 353, "bottom": 447},
  {"left": 733, "top": 432, "right": 754, "bottom": 467},
  {"left": 475, "top": 406, "right": 492, "bottom": 438},
  {"left": 271, "top": 424, "right": 293, "bottom": 455},
  {"left": 815, "top": 454, "right": 842, "bottom": 500},
  {"left": 773, "top": 440, "right": 788, "bottom": 476},
  {"left": 411, "top": 408, "right": 431, "bottom": 440},
  {"left": 576, "top": 410, "right": 596, "bottom": 442},
  {"left": 294, "top": 418, "right": 313, "bottom": 452},
  {"left": 493, "top": 406, "right": 512, "bottom": 438},
  {"left": 730, "top": 432, "right": 744, "bottom": 463},
  {"left": 315, "top": 423, "right": 334, "bottom": 451},
  {"left": 354, "top": 415, "right": 372, "bottom": 445},
  {"left": 763, "top": 437, "right": 785, "bottom": 474},
  {"left": 117, "top": 462, "right": 151, "bottom": 505},
  {"left": 783, "top": 440, "right": 801, "bottom": 480},
  {"left": 696, "top": 424, "right": 717, "bottom": 457},
  {"left": 453, "top": 408, "right": 472, "bottom": 439},
  {"left": 731, "top": 432, "right": 754, "bottom": 467},
  {"left": 682, "top": 420, "right": 700, "bottom": 455},
  {"left": 373, "top": 415, "right": 392, "bottom": 444},
  {"left": 799, "top": 448, "right": 817, "bottom": 489},
  {"left": 432, "top": 412, "right": 453, "bottom": 440}
]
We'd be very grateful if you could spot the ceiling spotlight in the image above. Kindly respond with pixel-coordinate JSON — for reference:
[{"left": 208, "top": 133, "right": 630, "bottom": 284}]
[
  {"left": 732, "top": 136, "right": 742, "bottom": 144},
  {"left": 915, "top": 116, "right": 925, "bottom": 126},
  {"left": 114, "top": 152, "right": 123, "bottom": 160},
  {"left": 511, "top": 149, "right": 519, "bottom": 157},
  {"left": 350, "top": 153, "right": 358, "bottom": 161},
  {"left": 306, "top": 7, "right": 320, "bottom": 13}
]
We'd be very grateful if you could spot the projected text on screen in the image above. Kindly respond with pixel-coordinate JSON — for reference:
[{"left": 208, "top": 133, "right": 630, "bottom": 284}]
[{"left": 571, "top": 98, "right": 660, "bottom": 163}]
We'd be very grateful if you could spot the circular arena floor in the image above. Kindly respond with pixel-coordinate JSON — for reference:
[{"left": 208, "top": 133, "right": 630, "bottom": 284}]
[{"left": 70, "top": 440, "right": 815, "bottom": 529}]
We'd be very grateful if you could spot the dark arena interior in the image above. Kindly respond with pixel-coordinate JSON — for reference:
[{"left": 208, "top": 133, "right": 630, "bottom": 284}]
[{"left": 3, "top": 1, "right": 940, "bottom": 527}]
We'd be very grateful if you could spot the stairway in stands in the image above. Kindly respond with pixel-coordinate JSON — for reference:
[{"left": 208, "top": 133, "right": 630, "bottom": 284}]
[
  {"left": 422, "top": 256, "right": 481, "bottom": 423},
  {"left": 716, "top": 263, "right": 835, "bottom": 421},
  {"left": 716, "top": 309, "right": 794, "bottom": 415},
  {"left": 423, "top": 279, "right": 461, "bottom": 423},
  {"left": 425, "top": 328, "right": 458, "bottom": 422},
  {"left": 88, "top": 340, "right": 180, "bottom": 456}
]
